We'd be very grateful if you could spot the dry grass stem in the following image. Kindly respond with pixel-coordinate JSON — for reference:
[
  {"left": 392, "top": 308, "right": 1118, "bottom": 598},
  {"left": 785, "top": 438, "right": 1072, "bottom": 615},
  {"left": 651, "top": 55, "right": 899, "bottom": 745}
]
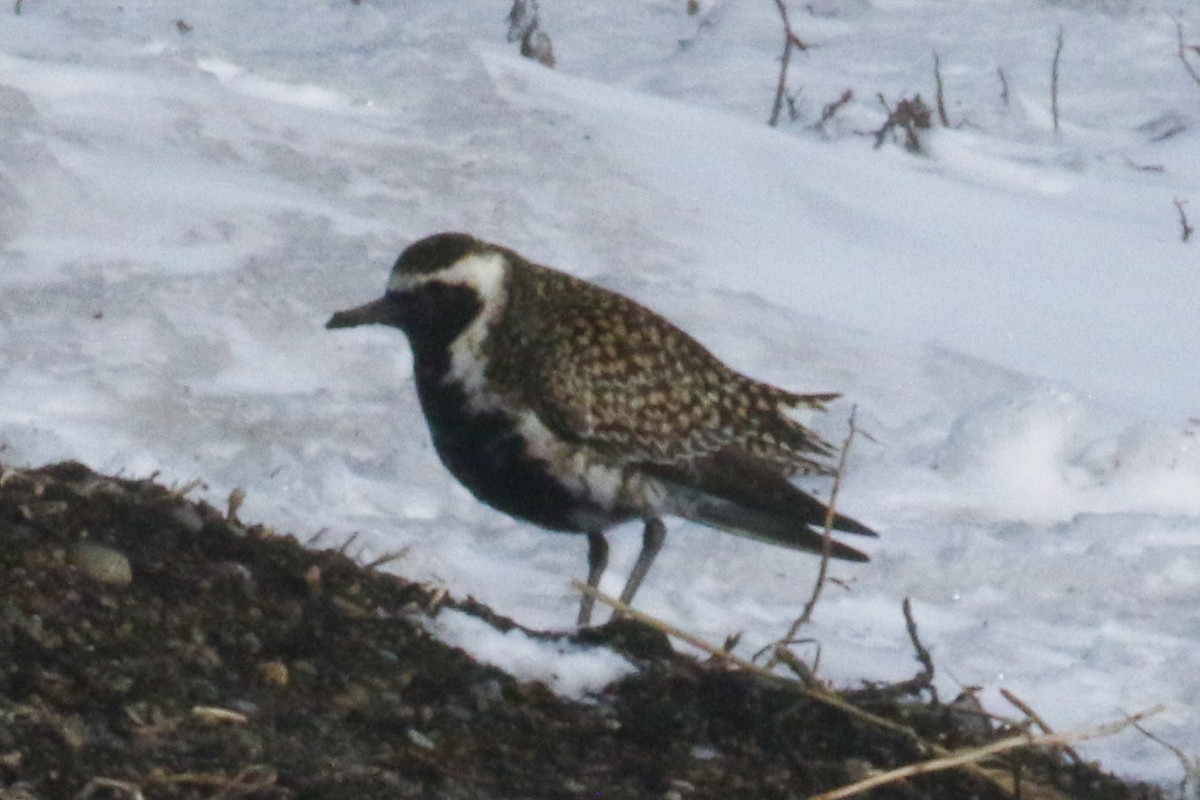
[
  {"left": 771, "top": 640, "right": 823, "bottom": 687},
  {"left": 362, "top": 548, "right": 410, "bottom": 571},
  {"left": 579, "top": 585, "right": 933, "bottom": 746},
  {"left": 576, "top": 581, "right": 1039, "bottom": 798},
  {"left": 1130, "top": 720, "right": 1198, "bottom": 796},
  {"left": 189, "top": 706, "right": 250, "bottom": 725},
  {"left": 574, "top": 581, "right": 740, "bottom": 662},
  {"left": 77, "top": 778, "right": 145, "bottom": 800},
  {"left": 1001, "top": 688, "right": 1083, "bottom": 765},
  {"left": 810, "top": 705, "right": 1166, "bottom": 800},
  {"left": 147, "top": 765, "right": 279, "bottom": 793},
  {"left": 769, "top": 407, "right": 860, "bottom": 665}
]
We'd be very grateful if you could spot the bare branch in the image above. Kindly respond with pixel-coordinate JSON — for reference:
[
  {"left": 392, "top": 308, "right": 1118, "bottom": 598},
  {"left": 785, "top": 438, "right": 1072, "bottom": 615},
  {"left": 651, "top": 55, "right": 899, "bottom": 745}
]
[{"left": 768, "top": 0, "right": 808, "bottom": 126}]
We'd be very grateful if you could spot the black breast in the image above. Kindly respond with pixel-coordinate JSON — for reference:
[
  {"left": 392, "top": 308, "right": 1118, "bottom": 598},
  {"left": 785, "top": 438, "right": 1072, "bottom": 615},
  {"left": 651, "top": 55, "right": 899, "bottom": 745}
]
[
  {"left": 399, "top": 282, "right": 617, "bottom": 533},
  {"left": 413, "top": 373, "right": 614, "bottom": 534}
]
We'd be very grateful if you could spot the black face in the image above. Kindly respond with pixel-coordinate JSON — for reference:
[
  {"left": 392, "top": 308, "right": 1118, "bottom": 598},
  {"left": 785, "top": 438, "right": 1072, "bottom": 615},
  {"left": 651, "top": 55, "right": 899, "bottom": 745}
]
[
  {"left": 326, "top": 279, "right": 482, "bottom": 345},
  {"left": 388, "top": 281, "right": 483, "bottom": 350}
]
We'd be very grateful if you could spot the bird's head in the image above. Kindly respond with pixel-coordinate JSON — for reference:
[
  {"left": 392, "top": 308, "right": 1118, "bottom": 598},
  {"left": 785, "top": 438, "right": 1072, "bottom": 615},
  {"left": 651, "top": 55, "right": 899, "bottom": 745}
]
[{"left": 326, "top": 232, "right": 509, "bottom": 348}]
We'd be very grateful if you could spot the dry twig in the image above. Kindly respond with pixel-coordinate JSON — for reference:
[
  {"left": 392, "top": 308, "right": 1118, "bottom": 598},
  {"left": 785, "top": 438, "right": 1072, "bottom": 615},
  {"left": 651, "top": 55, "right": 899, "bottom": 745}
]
[
  {"left": 1001, "top": 687, "right": 1083, "bottom": 765},
  {"left": 873, "top": 94, "right": 932, "bottom": 152},
  {"left": 77, "top": 778, "right": 144, "bottom": 800},
  {"left": 576, "top": 582, "right": 1058, "bottom": 799},
  {"left": 933, "top": 51, "right": 950, "bottom": 127},
  {"left": 1130, "top": 719, "right": 1199, "bottom": 797},
  {"left": 574, "top": 580, "right": 925, "bottom": 742},
  {"left": 1174, "top": 197, "right": 1193, "bottom": 243},
  {"left": 768, "top": 0, "right": 808, "bottom": 126},
  {"left": 767, "top": 408, "right": 860, "bottom": 665},
  {"left": 901, "top": 596, "right": 936, "bottom": 698},
  {"left": 816, "top": 89, "right": 854, "bottom": 131},
  {"left": 1175, "top": 18, "right": 1200, "bottom": 90},
  {"left": 362, "top": 547, "right": 410, "bottom": 571},
  {"left": 146, "top": 764, "right": 281, "bottom": 795},
  {"left": 1051, "top": 26, "right": 1064, "bottom": 135},
  {"left": 810, "top": 705, "right": 1166, "bottom": 800}
]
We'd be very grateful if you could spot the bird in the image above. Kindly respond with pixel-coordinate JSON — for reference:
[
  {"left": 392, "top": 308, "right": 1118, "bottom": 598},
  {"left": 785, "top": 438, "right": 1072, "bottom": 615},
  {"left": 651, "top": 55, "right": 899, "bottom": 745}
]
[{"left": 326, "top": 232, "right": 876, "bottom": 625}]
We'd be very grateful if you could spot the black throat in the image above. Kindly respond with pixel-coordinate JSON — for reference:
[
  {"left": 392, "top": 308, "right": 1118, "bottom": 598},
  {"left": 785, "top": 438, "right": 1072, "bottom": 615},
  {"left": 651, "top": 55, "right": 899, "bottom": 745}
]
[
  {"left": 384, "top": 282, "right": 484, "bottom": 384},
  {"left": 394, "top": 283, "right": 621, "bottom": 534}
]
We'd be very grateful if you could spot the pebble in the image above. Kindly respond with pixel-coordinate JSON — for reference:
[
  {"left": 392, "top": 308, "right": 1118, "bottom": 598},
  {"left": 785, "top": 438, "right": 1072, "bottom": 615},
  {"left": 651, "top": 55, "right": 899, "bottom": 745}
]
[{"left": 69, "top": 542, "right": 132, "bottom": 587}]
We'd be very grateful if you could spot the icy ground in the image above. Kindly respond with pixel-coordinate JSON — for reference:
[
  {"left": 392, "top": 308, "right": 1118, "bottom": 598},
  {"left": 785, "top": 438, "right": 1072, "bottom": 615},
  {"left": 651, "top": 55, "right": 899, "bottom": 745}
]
[{"left": 1, "top": 0, "right": 1198, "bottom": 787}]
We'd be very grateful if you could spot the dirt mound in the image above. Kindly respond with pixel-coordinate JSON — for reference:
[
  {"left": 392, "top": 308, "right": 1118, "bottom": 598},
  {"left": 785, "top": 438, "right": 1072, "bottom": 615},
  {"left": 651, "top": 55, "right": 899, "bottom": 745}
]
[{"left": 0, "top": 462, "right": 1164, "bottom": 799}]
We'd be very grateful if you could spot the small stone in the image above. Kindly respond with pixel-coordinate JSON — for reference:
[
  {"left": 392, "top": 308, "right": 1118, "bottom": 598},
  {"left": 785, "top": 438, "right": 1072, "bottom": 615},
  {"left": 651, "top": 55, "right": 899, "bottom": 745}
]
[
  {"left": 332, "top": 683, "right": 371, "bottom": 711},
  {"left": 69, "top": 542, "right": 132, "bottom": 587},
  {"left": 257, "top": 660, "right": 289, "bottom": 687},
  {"left": 405, "top": 728, "right": 436, "bottom": 750},
  {"left": 171, "top": 505, "right": 205, "bottom": 533}
]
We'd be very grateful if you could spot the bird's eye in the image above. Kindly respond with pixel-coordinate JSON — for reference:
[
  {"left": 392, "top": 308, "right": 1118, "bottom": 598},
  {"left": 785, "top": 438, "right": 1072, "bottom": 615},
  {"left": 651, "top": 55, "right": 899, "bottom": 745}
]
[{"left": 393, "top": 281, "right": 454, "bottom": 328}]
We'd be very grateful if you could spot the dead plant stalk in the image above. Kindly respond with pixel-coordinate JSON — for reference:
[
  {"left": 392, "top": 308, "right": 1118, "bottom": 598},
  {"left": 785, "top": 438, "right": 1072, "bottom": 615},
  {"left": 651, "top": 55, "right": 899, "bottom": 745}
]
[
  {"left": 933, "top": 51, "right": 950, "bottom": 127},
  {"left": 1051, "top": 26, "right": 1064, "bottom": 135},
  {"left": 768, "top": 0, "right": 807, "bottom": 126},
  {"left": 808, "top": 705, "right": 1166, "bottom": 800},
  {"left": 578, "top": 582, "right": 1031, "bottom": 799},
  {"left": 770, "top": 407, "right": 859, "bottom": 661},
  {"left": 1174, "top": 197, "right": 1193, "bottom": 243},
  {"left": 1175, "top": 18, "right": 1200, "bottom": 89}
]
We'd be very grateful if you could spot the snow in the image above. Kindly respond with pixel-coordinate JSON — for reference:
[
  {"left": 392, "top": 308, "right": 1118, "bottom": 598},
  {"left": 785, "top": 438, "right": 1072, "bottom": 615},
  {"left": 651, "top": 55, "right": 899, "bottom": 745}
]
[
  {"left": 430, "top": 609, "right": 637, "bottom": 699},
  {"left": 1, "top": 0, "right": 1198, "bottom": 786}
]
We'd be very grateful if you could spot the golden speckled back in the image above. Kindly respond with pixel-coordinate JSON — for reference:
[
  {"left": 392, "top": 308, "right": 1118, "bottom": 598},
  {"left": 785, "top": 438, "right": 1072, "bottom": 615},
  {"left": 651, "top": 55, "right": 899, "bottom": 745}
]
[{"left": 485, "top": 259, "right": 837, "bottom": 474}]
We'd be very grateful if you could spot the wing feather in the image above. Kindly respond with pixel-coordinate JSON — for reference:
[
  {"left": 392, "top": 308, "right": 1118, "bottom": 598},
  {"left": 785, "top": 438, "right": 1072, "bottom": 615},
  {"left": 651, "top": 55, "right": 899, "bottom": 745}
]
[
  {"left": 488, "top": 263, "right": 838, "bottom": 472},
  {"left": 644, "top": 450, "right": 876, "bottom": 560}
]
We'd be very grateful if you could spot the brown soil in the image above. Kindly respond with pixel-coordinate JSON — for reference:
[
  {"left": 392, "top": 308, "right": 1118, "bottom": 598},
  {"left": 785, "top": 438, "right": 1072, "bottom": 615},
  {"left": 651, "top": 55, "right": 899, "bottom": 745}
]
[{"left": 0, "top": 461, "right": 1166, "bottom": 800}]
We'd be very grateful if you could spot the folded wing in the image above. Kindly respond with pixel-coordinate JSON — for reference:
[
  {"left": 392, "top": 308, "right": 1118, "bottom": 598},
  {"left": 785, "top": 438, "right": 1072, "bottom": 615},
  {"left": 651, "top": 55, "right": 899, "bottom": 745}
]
[{"left": 644, "top": 450, "right": 876, "bottom": 562}]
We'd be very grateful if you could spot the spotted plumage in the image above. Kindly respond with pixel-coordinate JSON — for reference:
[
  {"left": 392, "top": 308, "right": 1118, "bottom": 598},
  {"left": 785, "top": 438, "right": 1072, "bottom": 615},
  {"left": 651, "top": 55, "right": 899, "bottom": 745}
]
[
  {"left": 490, "top": 263, "right": 839, "bottom": 470},
  {"left": 327, "top": 232, "right": 876, "bottom": 625}
]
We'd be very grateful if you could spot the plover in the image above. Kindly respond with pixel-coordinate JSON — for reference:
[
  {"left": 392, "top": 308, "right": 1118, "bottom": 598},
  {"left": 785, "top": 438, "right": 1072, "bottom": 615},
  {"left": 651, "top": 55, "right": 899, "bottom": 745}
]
[{"left": 327, "top": 232, "right": 876, "bottom": 625}]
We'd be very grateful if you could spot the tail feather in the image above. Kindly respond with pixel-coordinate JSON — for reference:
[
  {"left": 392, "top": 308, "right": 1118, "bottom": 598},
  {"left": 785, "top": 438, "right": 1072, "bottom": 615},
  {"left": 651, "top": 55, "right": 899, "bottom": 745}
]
[
  {"left": 682, "top": 495, "right": 871, "bottom": 562},
  {"left": 644, "top": 450, "right": 877, "bottom": 562}
]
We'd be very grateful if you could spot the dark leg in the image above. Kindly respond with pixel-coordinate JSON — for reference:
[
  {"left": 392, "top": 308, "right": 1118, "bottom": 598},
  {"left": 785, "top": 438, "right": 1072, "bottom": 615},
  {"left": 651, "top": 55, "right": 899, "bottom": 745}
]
[
  {"left": 578, "top": 531, "right": 609, "bottom": 626},
  {"left": 617, "top": 518, "right": 667, "bottom": 613}
]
